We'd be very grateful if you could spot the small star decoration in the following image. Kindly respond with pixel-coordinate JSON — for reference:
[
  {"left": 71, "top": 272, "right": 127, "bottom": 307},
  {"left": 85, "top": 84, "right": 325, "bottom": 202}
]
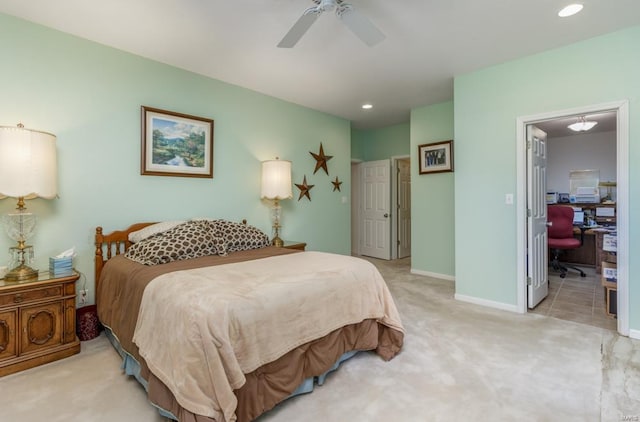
[
  {"left": 331, "top": 176, "right": 342, "bottom": 192},
  {"left": 310, "top": 142, "right": 333, "bottom": 175},
  {"left": 295, "top": 175, "right": 314, "bottom": 201}
]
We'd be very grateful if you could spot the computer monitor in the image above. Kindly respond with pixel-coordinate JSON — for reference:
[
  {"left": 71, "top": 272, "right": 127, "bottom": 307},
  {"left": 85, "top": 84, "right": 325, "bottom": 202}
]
[{"left": 573, "top": 210, "right": 584, "bottom": 225}]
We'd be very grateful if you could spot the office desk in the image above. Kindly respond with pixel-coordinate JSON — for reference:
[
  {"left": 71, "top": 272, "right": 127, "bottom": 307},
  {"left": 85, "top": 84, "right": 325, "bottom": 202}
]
[
  {"left": 561, "top": 227, "right": 596, "bottom": 267},
  {"left": 559, "top": 227, "right": 615, "bottom": 273}
]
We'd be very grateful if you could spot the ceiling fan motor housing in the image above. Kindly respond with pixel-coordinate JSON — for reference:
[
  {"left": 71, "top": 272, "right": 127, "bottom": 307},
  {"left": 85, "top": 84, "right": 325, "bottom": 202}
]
[{"left": 319, "top": 0, "right": 337, "bottom": 12}]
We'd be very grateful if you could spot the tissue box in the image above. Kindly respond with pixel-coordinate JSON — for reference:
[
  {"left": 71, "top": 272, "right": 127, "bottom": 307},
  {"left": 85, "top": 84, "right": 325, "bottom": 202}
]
[{"left": 49, "top": 257, "right": 73, "bottom": 276}]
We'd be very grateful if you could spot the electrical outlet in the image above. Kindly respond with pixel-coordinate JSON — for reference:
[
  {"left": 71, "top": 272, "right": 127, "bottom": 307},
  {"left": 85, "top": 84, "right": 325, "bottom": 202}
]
[{"left": 79, "top": 289, "right": 88, "bottom": 305}]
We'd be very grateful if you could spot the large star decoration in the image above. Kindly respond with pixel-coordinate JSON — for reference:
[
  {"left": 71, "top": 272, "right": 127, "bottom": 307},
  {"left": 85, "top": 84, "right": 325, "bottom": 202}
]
[
  {"left": 310, "top": 142, "right": 333, "bottom": 175},
  {"left": 331, "top": 176, "right": 342, "bottom": 192},
  {"left": 295, "top": 175, "right": 314, "bottom": 201}
]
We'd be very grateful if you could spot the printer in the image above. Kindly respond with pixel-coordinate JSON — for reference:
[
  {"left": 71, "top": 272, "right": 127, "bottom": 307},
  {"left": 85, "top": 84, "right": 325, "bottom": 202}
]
[{"left": 572, "top": 186, "right": 600, "bottom": 204}]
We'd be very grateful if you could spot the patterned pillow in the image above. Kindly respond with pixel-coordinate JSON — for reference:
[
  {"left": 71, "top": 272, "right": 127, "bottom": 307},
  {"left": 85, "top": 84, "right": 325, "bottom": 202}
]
[
  {"left": 212, "top": 219, "right": 270, "bottom": 255},
  {"left": 125, "top": 220, "right": 217, "bottom": 265}
]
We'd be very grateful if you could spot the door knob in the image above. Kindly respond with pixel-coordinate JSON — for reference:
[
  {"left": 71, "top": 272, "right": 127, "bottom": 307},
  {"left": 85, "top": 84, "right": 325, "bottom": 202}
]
[
  {"left": 546, "top": 221, "right": 553, "bottom": 227},
  {"left": 384, "top": 213, "right": 389, "bottom": 218}
]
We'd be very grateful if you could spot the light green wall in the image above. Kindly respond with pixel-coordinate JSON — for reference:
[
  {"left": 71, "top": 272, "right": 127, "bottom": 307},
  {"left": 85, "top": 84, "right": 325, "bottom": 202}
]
[
  {"left": 410, "top": 101, "right": 455, "bottom": 276},
  {"left": 0, "top": 14, "right": 352, "bottom": 304},
  {"left": 454, "top": 26, "right": 640, "bottom": 328},
  {"left": 351, "top": 122, "right": 410, "bottom": 161},
  {"left": 351, "top": 128, "right": 366, "bottom": 161}
]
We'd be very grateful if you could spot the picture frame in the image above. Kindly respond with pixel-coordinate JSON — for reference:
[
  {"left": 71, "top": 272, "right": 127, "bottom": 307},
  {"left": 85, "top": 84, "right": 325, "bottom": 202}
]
[
  {"left": 418, "top": 140, "right": 454, "bottom": 175},
  {"left": 141, "top": 106, "right": 214, "bottom": 178}
]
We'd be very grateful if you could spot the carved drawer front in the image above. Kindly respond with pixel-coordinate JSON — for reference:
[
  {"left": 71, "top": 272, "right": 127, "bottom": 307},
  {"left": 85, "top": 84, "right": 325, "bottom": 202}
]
[
  {"left": 0, "top": 310, "right": 17, "bottom": 360},
  {"left": 0, "top": 285, "right": 63, "bottom": 308},
  {"left": 20, "top": 302, "right": 63, "bottom": 355}
]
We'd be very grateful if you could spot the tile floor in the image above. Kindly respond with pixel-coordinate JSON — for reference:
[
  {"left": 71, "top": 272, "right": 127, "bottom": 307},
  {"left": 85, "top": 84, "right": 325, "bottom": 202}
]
[{"left": 530, "top": 264, "right": 617, "bottom": 331}]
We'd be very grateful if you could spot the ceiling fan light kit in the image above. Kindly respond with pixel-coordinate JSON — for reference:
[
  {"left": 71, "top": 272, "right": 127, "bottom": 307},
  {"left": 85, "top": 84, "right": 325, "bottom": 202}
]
[{"left": 278, "top": 0, "right": 385, "bottom": 48}]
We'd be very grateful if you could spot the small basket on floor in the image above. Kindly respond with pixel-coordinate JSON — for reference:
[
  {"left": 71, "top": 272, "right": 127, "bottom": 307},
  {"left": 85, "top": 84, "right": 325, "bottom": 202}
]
[{"left": 76, "top": 305, "right": 102, "bottom": 341}]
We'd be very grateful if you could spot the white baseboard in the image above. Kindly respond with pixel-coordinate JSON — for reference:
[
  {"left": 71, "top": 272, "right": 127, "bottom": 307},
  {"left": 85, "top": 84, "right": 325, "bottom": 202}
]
[
  {"left": 410, "top": 268, "right": 455, "bottom": 281},
  {"left": 629, "top": 329, "right": 640, "bottom": 340},
  {"left": 454, "top": 293, "right": 519, "bottom": 313}
]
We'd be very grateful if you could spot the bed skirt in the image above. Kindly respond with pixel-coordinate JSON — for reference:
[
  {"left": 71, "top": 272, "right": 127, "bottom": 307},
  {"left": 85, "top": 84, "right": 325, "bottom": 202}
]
[{"left": 104, "top": 326, "right": 359, "bottom": 421}]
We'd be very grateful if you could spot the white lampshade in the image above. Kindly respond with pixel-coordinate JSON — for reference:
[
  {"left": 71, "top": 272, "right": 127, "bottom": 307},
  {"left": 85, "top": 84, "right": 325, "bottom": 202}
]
[
  {"left": 0, "top": 125, "right": 57, "bottom": 200},
  {"left": 261, "top": 159, "right": 292, "bottom": 200}
]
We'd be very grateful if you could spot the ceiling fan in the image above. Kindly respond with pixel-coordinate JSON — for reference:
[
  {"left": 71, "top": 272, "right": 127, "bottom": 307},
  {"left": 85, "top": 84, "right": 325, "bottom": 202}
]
[{"left": 278, "top": 0, "right": 385, "bottom": 48}]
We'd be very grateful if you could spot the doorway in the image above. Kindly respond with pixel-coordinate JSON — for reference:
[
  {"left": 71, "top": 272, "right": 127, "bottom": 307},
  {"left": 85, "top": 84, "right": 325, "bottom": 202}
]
[
  {"left": 351, "top": 157, "right": 412, "bottom": 260},
  {"left": 392, "top": 156, "right": 411, "bottom": 259},
  {"left": 516, "top": 100, "right": 629, "bottom": 335}
]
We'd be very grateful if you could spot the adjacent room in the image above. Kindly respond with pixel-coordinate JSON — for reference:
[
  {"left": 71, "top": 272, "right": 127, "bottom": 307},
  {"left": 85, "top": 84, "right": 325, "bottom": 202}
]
[
  {"left": 531, "top": 112, "right": 618, "bottom": 330},
  {"left": 0, "top": 1, "right": 639, "bottom": 421}
]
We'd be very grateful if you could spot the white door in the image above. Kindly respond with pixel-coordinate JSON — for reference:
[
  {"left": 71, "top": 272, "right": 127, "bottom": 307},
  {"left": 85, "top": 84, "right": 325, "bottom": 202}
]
[
  {"left": 397, "top": 159, "right": 411, "bottom": 258},
  {"left": 361, "top": 159, "right": 391, "bottom": 260},
  {"left": 527, "top": 125, "right": 549, "bottom": 308}
]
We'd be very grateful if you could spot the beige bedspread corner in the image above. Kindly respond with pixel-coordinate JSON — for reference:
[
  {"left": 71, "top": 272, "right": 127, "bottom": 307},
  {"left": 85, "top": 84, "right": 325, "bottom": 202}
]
[{"left": 132, "top": 251, "right": 404, "bottom": 422}]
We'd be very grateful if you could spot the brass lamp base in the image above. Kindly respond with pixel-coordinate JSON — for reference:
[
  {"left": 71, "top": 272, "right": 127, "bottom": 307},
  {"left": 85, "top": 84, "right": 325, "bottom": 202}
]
[
  {"left": 272, "top": 236, "right": 284, "bottom": 247},
  {"left": 4, "top": 264, "right": 38, "bottom": 283}
]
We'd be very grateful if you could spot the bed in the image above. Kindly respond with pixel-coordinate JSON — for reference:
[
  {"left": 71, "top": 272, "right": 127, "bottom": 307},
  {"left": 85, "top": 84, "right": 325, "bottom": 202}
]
[{"left": 94, "top": 219, "right": 404, "bottom": 422}]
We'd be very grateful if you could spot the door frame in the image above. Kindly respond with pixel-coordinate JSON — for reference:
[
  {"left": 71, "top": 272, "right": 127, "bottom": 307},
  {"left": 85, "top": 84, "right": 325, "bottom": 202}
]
[
  {"left": 515, "top": 100, "right": 629, "bottom": 335},
  {"left": 351, "top": 159, "right": 363, "bottom": 256},
  {"left": 391, "top": 155, "right": 411, "bottom": 259}
]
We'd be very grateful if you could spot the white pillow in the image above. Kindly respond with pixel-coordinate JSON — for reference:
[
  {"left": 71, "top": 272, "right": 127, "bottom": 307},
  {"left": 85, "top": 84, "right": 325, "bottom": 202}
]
[{"left": 128, "top": 221, "right": 186, "bottom": 243}]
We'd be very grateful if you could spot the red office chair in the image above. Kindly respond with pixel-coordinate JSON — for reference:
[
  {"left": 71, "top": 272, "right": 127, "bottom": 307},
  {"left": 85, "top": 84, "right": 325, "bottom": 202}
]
[{"left": 547, "top": 205, "right": 586, "bottom": 278}]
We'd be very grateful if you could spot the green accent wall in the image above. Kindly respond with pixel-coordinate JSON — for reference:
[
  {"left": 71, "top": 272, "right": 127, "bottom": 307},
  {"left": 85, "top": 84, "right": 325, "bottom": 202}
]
[
  {"left": 0, "top": 14, "right": 352, "bottom": 304},
  {"left": 454, "top": 26, "right": 640, "bottom": 329},
  {"left": 351, "top": 123, "right": 410, "bottom": 161},
  {"left": 410, "top": 101, "right": 455, "bottom": 276}
]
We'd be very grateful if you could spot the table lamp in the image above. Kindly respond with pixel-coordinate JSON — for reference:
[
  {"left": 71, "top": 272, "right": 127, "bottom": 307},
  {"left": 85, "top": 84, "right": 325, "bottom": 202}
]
[
  {"left": 0, "top": 124, "right": 57, "bottom": 282},
  {"left": 261, "top": 158, "right": 292, "bottom": 247}
]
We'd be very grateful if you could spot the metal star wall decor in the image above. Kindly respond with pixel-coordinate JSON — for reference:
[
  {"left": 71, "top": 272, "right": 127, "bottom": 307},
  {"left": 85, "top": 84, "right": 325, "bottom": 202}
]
[
  {"left": 310, "top": 142, "right": 333, "bottom": 175},
  {"left": 295, "top": 175, "right": 314, "bottom": 201},
  {"left": 331, "top": 176, "right": 342, "bottom": 192}
]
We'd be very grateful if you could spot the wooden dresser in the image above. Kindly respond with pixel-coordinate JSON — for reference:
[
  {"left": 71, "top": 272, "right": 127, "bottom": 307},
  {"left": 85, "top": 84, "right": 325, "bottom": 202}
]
[{"left": 0, "top": 272, "right": 80, "bottom": 377}]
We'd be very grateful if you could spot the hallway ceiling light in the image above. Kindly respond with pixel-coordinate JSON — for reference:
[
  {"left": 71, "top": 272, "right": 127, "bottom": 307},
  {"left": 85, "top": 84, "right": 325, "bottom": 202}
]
[
  {"left": 361, "top": 104, "right": 373, "bottom": 110},
  {"left": 558, "top": 4, "right": 584, "bottom": 17},
  {"left": 568, "top": 116, "right": 598, "bottom": 132}
]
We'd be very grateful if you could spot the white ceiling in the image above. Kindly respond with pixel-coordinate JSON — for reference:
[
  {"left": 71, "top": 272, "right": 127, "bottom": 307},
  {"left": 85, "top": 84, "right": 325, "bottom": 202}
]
[
  {"left": 536, "top": 111, "right": 617, "bottom": 138},
  {"left": 1, "top": 0, "right": 640, "bottom": 129}
]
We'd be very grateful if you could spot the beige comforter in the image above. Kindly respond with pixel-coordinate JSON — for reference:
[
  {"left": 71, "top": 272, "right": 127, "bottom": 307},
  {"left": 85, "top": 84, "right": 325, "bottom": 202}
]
[{"left": 132, "top": 251, "right": 404, "bottom": 422}]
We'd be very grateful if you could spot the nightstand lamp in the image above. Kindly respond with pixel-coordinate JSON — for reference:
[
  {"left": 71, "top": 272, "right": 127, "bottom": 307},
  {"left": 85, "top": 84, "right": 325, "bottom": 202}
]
[
  {"left": 261, "top": 158, "right": 292, "bottom": 247},
  {"left": 0, "top": 124, "right": 57, "bottom": 282}
]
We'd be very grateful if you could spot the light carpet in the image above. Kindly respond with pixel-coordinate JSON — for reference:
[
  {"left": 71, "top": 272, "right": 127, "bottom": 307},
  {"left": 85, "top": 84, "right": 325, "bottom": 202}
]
[{"left": 1, "top": 257, "right": 639, "bottom": 422}]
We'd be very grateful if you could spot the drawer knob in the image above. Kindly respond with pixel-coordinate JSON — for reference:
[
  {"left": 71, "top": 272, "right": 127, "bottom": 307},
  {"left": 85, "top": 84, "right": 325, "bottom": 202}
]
[{"left": 13, "top": 293, "right": 23, "bottom": 304}]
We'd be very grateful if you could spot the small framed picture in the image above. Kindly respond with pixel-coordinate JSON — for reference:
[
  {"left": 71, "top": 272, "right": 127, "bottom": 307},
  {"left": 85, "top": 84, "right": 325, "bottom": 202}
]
[
  {"left": 141, "top": 106, "right": 214, "bottom": 178},
  {"left": 418, "top": 140, "right": 454, "bottom": 175}
]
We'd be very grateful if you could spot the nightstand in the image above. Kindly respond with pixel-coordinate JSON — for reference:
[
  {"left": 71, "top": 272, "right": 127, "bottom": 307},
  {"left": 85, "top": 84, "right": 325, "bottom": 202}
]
[
  {"left": 282, "top": 241, "right": 306, "bottom": 251},
  {"left": 0, "top": 271, "right": 81, "bottom": 377}
]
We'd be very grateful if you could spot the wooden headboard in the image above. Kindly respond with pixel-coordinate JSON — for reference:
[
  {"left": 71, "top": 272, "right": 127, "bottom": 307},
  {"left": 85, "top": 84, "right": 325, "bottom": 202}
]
[{"left": 94, "top": 223, "right": 156, "bottom": 303}]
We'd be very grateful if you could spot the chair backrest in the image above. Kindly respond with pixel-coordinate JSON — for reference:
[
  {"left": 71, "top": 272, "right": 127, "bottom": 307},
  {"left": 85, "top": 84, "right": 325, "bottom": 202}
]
[{"left": 547, "top": 205, "right": 575, "bottom": 239}]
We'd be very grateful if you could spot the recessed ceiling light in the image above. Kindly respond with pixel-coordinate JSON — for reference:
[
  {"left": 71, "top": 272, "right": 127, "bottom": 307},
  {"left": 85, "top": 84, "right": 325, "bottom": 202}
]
[
  {"left": 558, "top": 4, "right": 584, "bottom": 17},
  {"left": 361, "top": 104, "right": 373, "bottom": 110}
]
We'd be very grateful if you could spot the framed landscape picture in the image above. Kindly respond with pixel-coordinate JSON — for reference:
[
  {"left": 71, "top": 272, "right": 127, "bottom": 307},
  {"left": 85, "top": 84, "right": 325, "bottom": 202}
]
[
  {"left": 141, "top": 106, "right": 214, "bottom": 178},
  {"left": 418, "top": 140, "right": 454, "bottom": 175}
]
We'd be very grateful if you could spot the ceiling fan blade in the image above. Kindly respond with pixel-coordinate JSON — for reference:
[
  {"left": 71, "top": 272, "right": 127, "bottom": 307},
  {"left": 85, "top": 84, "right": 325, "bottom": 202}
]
[
  {"left": 338, "top": 7, "right": 385, "bottom": 47},
  {"left": 278, "top": 10, "right": 321, "bottom": 48}
]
